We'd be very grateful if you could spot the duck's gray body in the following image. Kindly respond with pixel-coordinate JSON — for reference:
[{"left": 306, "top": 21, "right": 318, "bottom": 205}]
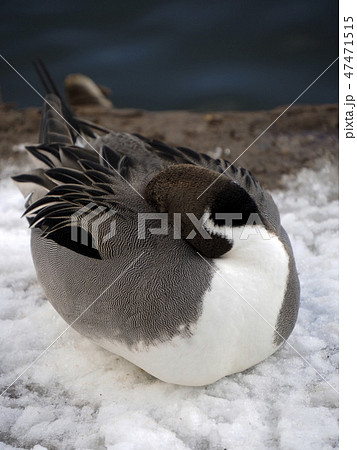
[{"left": 14, "top": 91, "right": 300, "bottom": 386}]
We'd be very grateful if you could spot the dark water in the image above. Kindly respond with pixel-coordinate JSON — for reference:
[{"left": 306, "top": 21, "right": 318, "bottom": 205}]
[{"left": 1, "top": 0, "right": 338, "bottom": 111}]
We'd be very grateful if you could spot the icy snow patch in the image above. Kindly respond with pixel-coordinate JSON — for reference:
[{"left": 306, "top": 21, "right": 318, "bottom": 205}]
[{"left": 0, "top": 162, "right": 338, "bottom": 449}]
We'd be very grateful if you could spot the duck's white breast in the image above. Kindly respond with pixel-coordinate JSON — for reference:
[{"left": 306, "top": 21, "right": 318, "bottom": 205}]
[{"left": 96, "top": 227, "right": 290, "bottom": 386}]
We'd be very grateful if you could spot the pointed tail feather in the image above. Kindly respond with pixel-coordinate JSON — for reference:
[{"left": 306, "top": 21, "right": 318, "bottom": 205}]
[{"left": 33, "top": 58, "right": 98, "bottom": 141}]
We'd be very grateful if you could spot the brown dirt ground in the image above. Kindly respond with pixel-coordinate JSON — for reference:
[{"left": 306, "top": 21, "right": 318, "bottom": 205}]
[{"left": 0, "top": 103, "right": 338, "bottom": 189}]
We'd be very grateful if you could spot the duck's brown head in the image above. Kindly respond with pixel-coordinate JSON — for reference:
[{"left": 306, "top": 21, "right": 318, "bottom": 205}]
[{"left": 145, "top": 164, "right": 262, "bottom": 258}]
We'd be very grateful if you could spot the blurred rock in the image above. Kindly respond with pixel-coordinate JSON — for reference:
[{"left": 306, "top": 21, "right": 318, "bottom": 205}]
[{"left": 65, "top": 73, "right": 113, "bottom": 108}]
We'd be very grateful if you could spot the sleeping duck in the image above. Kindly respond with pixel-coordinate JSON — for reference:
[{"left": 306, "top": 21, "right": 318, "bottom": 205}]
[{"left": 12, "top": 61, "right": 300, "bottom": 386}]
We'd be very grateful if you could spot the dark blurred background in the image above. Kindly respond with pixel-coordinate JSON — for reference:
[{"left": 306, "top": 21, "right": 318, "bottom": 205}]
[{"left": 0, "top": 0, "right": 338, "bottom": 111}]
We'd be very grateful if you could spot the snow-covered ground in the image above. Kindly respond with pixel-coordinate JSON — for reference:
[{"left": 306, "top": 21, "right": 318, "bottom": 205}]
[{"left": 0, "top": 161, "right": 338, "bottom": 449}]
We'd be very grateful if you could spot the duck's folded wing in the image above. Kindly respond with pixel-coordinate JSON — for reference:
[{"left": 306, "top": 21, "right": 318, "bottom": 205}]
[
  {"left": 12, "top": 137, "right": 134, "bottom": 261},
  {"left": 16, "top": 160, "right": 123, "bottom": 259}
]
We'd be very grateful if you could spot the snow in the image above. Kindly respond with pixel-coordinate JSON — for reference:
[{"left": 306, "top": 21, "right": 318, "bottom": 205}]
[{"left": 0, "top": 161, "right": 338, "bottom": 449}]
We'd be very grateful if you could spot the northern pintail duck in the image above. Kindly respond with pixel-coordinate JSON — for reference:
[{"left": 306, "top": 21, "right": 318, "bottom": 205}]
[{"left": 12, "top": 62, "right": 300, "bottom": 386}]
